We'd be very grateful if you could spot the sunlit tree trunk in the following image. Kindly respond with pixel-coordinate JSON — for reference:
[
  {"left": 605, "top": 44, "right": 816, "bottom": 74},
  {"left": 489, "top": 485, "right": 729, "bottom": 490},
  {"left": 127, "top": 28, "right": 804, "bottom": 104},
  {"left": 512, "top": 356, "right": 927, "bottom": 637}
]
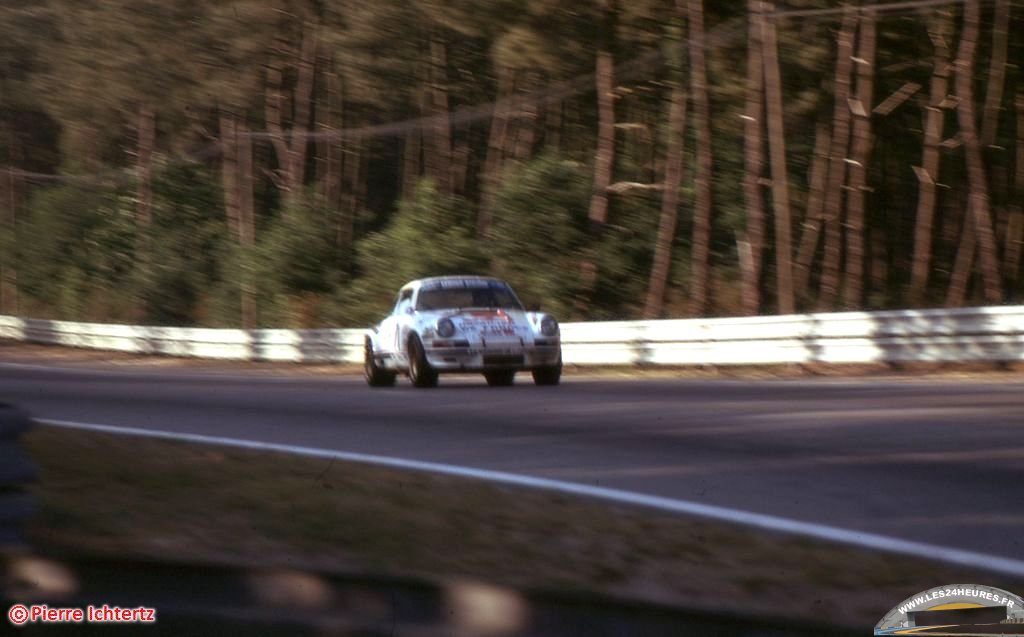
[
  {"left": 869, "top": 229, "right": 888, "bottom": 303},
  {"left": 946, "top": 208, "right": 975, "bottom": 307},
  {"left": 220, "top": 110, "right": 256, "bottom": 328},
  {"left": 512, "top": 71, "right": 539, "bottom": 161},
  {"left": 818, "top": 9, "right": 858, "bottom": 310},
  {"left": 909, "top": 9, "right": 953, "bottom": 307},
  {"left": 687, "top": 0, "right": 714, "bottom": 316},
  {"left": 401, "top": 128, "right": 422, "bottom": 201},
  {"left": 1005, "top": 90, "right": 1024, "bottom": 291},
  {"left": 794, "top": 120, "right": 831, "bottom": 303},
  {"left": 340, "top": 138, "right": 362, "bottom": 257},
  {"left": 579, "top": 0, "right": 617, "bottom": 316},
  {"left": 588, "top": 26, "right": 615, "bottom": 229},
  {"left": 954, "top": 0, "right": 1002, "bottom": 304},
  {"left": 426, "top": 34, "right": 453, "bottom": 193},
  {"left": 131, "top": 103, "right": 156, "bottom": 320},
  {"left": 644, "top": 84, "right": 687, "bottom": 319},
  {"left": 979, "top": 0, "right": 1009, "bottom": 148},
  {"left": 842, "top": 9, "right": 876, "bottom": 309},
  {"left": 265, "top": 21, "right": 318, "bottom": 208},
  {"left": 451, "top": 141, "right": 470, "bottom": 195},
  {"left": 238, "top": 120, "right": 256, "bottom": 329},
  {"left": 316, "top": 59, "right": 343, "bottom": 214},
  {"left": 219, "top": 111, "right": 241, "bottom": 242},
  {"left": 762, "top": 1, "right": 795, "bottom": 314},
  {"left": 543, "top": 99, "right": 562, "bottom": 152},
  {"left": 136, "top": 103, "right": 155, "bottom": 229},
  {"left": 740, "top": 0, "right": 765, "bottom": 316},
  {"left": 478, "top": 67, "right": 513, "bottom": 238},
  {"left": 0, "top": 164, "right": 17, "bottom": 315}
]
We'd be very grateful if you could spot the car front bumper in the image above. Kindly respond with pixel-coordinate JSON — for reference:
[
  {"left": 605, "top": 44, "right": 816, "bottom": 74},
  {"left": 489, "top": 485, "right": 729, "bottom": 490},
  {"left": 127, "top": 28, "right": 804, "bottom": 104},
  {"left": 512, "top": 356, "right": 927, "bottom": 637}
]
[{"left": 424, "top": 340, "right": 561, "bottom": 371}]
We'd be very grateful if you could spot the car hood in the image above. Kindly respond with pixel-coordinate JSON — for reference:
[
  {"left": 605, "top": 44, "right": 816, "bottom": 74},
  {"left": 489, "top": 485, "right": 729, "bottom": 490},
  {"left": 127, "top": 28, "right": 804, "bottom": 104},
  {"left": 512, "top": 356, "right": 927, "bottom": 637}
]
[{"left": 433, "top": 308, "right": 540, "bottom": 338}]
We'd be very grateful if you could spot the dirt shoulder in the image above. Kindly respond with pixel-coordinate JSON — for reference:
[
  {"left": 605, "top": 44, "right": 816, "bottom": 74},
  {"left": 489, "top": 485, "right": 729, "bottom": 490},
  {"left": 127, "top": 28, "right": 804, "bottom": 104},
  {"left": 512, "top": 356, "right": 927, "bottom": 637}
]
[{"left": 20, "top": 426, "right": 1024, "bottom": 630}]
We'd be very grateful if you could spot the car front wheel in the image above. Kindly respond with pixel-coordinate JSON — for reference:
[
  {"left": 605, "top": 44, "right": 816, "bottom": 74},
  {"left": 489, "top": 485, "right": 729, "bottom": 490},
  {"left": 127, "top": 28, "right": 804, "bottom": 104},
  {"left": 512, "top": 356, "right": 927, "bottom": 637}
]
[
  {"left": 532, "top": 358, "right": 562, "bottom": 386},
  {"left": 407, "top": 334, "right": 439, "bottom": 388},
  {"left": 364, "top": 340, "right": 396, "bottom": 387}
]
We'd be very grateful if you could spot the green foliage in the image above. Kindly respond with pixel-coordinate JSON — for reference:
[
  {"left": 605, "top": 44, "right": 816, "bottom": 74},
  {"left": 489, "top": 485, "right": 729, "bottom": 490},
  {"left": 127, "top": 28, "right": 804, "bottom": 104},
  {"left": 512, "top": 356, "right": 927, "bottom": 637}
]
[
  {"left": 489, "top": 155, "right": 589, "bottom": 319},
  {"left": 592, "top": 191, "right": 662, "bottom": 320},
  {"left": 17, "top": 185, "right": 137, "bottom": 321},
  {"left": 251, "top": 193, "right": 344, "bottom": 327},
  {"left": 334, "top": 181, "right": 487, "bottom": 326},
  {"left": 141, "top": 161, "right": 229, "bottom": 325}
]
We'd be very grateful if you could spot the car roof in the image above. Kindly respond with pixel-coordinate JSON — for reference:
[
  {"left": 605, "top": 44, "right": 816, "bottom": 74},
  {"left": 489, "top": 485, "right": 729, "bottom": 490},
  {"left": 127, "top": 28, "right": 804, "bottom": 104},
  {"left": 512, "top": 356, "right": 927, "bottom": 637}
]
[{"left": 400, "top": 275, "right": 508, "bottom": 292}]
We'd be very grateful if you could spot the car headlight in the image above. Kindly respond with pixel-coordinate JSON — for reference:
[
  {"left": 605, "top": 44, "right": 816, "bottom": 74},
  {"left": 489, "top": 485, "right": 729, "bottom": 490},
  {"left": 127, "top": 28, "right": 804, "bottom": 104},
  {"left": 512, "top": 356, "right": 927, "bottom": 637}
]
[
  {"left": 437, "top": 317, "right": 456, "bottom": 338},
  {"left": 540, "top": 316, "right": 559, "bottom": 336}
]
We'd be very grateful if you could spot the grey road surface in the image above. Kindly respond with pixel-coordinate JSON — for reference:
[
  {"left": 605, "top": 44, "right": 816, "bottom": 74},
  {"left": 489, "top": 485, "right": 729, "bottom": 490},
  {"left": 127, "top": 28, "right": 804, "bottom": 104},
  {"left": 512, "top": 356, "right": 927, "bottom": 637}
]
[{"left": 2, "top": 362, "right": 1022, "bottom": 560}]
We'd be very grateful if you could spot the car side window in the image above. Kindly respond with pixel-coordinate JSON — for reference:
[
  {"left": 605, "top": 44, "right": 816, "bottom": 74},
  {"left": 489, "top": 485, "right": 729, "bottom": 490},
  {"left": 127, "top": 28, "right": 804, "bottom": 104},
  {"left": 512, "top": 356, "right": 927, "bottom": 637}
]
[{"left": 395, "top": 289, "right": 413, "bottom": 315}]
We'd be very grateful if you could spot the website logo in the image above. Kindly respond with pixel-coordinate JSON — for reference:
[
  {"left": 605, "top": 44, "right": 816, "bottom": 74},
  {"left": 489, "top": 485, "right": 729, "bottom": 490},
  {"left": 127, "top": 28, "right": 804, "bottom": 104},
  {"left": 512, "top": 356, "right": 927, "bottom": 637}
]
[{"left": 875, "top": 584, "right": 1024, "bottom": 635}]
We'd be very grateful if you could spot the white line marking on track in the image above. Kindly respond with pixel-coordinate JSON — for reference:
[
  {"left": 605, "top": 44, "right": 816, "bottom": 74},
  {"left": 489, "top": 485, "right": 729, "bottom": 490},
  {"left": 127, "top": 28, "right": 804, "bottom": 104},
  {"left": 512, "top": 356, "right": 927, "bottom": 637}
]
[{"left": 36, "top": 417, "right": 1024, "bottom": 578}]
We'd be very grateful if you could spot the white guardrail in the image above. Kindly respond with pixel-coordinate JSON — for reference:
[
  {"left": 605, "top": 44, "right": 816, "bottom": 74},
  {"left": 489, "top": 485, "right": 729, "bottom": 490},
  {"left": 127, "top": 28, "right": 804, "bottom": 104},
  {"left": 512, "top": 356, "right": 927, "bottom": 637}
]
[{"left": 1, "top": 305, "right": 1023, "bottom": 366}]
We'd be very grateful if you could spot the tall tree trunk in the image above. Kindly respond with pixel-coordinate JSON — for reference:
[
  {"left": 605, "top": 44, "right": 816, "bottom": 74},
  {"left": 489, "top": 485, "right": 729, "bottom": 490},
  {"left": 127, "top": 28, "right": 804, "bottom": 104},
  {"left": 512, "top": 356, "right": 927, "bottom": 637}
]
[
  {"left": 644, "top": 85, "right": 688, "bottom": 319},
  {"left": 340, "top": 138, "right": 362, "bottom": 255},
  {"left": 133, "top": 103, "right": 156, "bottom": 320},
  {"left": 401, "top": 128, "right": 422, "bottom": 200},
  {"left": 588, "top": 42, "right": 615, "bottom": 229},
  {"left": 0, "top": 166, "right": 17, "bottom": 315},
  {"left": 955, "top": 0, "right": 1002, "bottom": 304},
  {"left": 238, "top": 120, "right": 256, "bottom": 329},
  {"left": 315, "top": 57, "right": 329, "bottom": 201},
  {"left": 687, "top": 0, "right": 714, "bottom": 316},
  {"left": 818, "top": 9, "right": 858, "bottom": 310},
  {"left": 543, "top": 98, "right": 562, "bottom": 152},
  {"left": 265, "top": 21, "right": 318, "bottom": 208},
  {"left": 740, "top": 0, "right": 766, "bottom": 316},
  {"left": 762, "top": 1, "right": 795, "bottom": 314},
  {"left": 316, "top": 59, "right": 343, "bottom": 212},
  {"left": 579, "top": 0, "right": 617, "bottom": 316},
  {"left": 219, "top": 110, "right": 241, "bottom": 242},
  {"left": 329, "top": 70, "right": 345, "bottom": 246},
  {"left": 136, "top": 103, "right": 156, "bottom": 229},
  {"left": 512, "top": 71, "right": 539, "bottom": 161},
  {"left": 946, "top": 205, "right": 976, "bottom": 307},
  {"left": 869, "top": 228, "right": 888, "bottom": 303},
  {"left": 426, "top": 34, "right": 453, "bottom": 193},
  {"left": 1005, "top": 90, "right": 1024, "bottom": 290},
  {"left": 451, "top": 142, "right": 470, "bottom": 195},
  {"left": 979, "top": 0, "right": 1009, "bottom": 148},
  {"left": 478, "top": 67, "right": 513, "bottom": 238},
  {"left": 909, "top": 9, "right": 954, "bottom": 307},
  {"left": 842, "top": 9, "right": 876, "bottom": 309},
  {"left": 794, "top": 120, "right": 832, "bottom": 302}
]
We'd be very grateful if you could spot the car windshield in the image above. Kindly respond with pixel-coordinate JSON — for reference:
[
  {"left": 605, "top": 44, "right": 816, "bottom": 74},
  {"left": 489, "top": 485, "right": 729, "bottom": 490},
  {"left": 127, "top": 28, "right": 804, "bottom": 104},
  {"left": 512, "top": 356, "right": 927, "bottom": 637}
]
[{"left": 416, "top": 286, "right": 523, "bottom": 311}]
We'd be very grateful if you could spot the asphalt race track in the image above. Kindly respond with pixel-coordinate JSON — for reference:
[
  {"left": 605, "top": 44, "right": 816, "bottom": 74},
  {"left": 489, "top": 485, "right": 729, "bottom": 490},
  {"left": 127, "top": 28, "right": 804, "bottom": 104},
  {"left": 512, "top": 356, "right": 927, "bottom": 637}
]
[{"left": 2, "top": 362, "right": 1023, "bottom": 561}]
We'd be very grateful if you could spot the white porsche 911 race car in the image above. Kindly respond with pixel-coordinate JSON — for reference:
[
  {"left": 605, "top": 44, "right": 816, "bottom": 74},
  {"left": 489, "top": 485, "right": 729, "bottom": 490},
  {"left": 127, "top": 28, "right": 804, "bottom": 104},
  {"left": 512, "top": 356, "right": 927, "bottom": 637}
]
[{"left": 364, "top": 276, "right": 562, "bottom": 387}]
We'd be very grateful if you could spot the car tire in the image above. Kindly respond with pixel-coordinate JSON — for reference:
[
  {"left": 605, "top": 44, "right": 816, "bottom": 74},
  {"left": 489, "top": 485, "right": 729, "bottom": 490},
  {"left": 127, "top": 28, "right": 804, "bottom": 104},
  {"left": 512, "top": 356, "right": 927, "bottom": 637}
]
[
  {"left": 532, "top": 358, "right": 562, "bottom": 386},
  {"left": 407, "top": 334, "right": 439, "bottom": 388},
  {"left": 364, "top": 339, "right": 396, "bottom": 387},
  {"left": 483, "top": 370, "right": 516, "bottom": 387}
]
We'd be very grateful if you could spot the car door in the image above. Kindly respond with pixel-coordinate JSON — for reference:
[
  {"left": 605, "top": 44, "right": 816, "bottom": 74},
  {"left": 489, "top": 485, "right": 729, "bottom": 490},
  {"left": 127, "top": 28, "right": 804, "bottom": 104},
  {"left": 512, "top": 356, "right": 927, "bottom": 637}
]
[
  {"left": 391, "top": 289, "right": 414, "bottom": 359},
  {"left": 376, "top": 290, "right": 409, "bottom": 358}
]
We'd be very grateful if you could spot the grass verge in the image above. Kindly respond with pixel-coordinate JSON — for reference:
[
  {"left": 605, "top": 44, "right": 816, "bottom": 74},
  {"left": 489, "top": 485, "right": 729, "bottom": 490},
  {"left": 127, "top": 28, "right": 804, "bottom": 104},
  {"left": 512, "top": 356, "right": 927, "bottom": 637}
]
[{"left": 21, "top": 426, "right": 1024, "bottom": 629}]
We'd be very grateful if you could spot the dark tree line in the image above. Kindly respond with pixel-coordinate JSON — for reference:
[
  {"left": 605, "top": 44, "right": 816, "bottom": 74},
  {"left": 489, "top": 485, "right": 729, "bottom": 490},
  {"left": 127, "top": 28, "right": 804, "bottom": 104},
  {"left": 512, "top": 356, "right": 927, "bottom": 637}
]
[{"left": 0, "top": 0, "right": 1021, "bottom": 328}]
